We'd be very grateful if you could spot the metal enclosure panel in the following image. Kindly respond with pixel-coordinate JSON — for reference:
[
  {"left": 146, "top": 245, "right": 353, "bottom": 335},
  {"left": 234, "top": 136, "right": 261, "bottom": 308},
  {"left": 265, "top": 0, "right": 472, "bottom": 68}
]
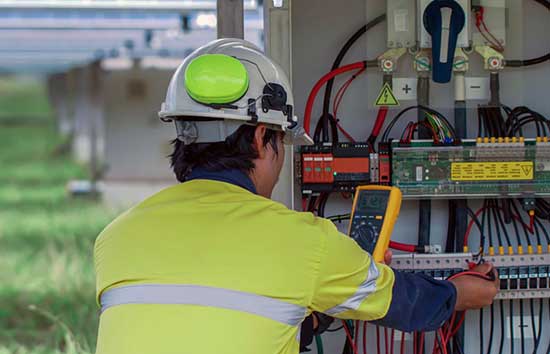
[{"left": 387, "top": 0, "right": 416, "bottom": 48}]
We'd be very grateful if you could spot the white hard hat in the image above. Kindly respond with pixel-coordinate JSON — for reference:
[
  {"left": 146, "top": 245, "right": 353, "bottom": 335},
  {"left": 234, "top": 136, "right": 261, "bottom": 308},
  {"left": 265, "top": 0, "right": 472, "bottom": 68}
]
[{"left": 159, "top": 38, "right": 313, "bottom": 146}]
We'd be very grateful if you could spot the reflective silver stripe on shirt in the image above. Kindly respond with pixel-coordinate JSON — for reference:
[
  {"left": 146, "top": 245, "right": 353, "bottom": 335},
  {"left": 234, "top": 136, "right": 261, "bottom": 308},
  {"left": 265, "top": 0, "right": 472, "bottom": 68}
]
[
  {"left": 324, "top": 259, "right": 380, "bottom": 316},
  {"left": 100, "top": 284, "right": 307, "bottom": 327}
]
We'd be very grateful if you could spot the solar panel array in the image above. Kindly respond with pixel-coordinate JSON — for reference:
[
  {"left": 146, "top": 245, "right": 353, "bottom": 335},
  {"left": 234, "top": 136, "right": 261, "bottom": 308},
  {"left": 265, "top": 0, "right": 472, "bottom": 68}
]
[{"left": 0, "top": 0, "right": 262, "bottom": 73}]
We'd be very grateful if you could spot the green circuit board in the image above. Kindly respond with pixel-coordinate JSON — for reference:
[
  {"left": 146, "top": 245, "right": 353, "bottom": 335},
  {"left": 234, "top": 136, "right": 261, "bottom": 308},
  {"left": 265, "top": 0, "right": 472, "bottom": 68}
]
[{"left": 391, "top": 139, "right": 550, "bottom": 198}]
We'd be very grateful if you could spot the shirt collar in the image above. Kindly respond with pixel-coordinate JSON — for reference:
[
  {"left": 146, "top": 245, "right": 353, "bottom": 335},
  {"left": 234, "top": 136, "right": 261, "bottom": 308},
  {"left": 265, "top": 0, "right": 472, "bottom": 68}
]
[{"left": 186, "top": 167, "right": 258, "bottom": 195}]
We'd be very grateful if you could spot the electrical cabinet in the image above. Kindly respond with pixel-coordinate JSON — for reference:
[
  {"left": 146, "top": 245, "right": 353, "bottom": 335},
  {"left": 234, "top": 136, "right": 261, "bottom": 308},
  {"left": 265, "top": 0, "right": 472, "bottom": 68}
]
[{"left": 266, "top": 0, "right": 550, "bottom": 353}]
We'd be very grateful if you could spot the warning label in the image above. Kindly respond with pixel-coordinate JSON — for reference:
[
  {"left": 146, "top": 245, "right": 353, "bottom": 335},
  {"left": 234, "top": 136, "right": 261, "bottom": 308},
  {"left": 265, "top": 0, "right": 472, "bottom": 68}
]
[
  {"left": 375, "top": 83, "right": 400, "bottom": 107},
  {"left": 451, "top": 162, "right": 534, "bottom": 181}
]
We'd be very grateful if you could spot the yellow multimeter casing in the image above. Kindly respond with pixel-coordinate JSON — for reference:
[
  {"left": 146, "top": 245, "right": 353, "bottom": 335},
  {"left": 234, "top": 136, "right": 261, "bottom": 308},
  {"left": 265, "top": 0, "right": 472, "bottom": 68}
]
[{"left": 347, "top": 185, "right": 402, "bottom": 262}]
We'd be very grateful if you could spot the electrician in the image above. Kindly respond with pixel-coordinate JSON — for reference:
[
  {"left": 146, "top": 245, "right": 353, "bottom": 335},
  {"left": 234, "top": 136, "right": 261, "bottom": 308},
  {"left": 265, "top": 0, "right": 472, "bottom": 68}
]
[{"left": 94, "top": 39, "right": 499, "bottom": 354}]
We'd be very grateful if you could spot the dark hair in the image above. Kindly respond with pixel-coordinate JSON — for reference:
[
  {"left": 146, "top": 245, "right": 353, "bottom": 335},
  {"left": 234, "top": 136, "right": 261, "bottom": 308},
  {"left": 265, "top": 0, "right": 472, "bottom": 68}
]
[{"left": 170, "top": 124, "right": 280, "bottom": 182}]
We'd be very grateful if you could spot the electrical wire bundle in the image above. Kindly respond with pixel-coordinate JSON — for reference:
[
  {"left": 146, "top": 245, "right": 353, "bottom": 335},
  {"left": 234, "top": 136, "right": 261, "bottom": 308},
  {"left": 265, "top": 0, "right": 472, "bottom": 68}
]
[
  {"left": 380, "top": 105, "right": 457, "bottom": 144},
  {"left": 310, "top": 15, "right": 385, "bottom": 145}
]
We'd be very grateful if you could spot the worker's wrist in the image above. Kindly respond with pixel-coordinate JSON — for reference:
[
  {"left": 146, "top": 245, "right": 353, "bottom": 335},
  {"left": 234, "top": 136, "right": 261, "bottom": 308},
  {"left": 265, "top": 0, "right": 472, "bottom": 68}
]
[{"left": 446, "top": 279, "right": 461, "bottom": 312}]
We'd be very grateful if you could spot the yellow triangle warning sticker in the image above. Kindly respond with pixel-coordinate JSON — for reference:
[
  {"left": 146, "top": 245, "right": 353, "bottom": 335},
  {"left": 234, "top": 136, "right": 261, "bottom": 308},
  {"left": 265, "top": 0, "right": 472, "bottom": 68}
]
[{"left": 375, "top": 83, "right": 400, "bottom": 107}]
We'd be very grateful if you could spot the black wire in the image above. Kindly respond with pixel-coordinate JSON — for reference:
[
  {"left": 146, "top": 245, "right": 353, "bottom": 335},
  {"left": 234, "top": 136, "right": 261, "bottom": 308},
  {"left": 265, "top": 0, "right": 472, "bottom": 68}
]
[
  {"left": 447, "top": 200, "right": 457, "bottom": 252},
  {"left": 481, "top": 200, "right": 488, "bottom": 252},
  {"left": 509, "top": 300, "right": 515, "bottom": 354},
  {"left": 534, "top": 218, "right": 550, "bottom": 245},
  {"left": 326, "top": 325, "right": 344, "bottom": 333},
  {"left": 533, "top": 220, "right": 542, "bottom": 248},
  {"left": 505, "top": 0, "right": 549, "bottom": 67},
  {"left": 479, "top": 308, "right": 484, "bottom": 354},
  {"left": 318, "top": 193, "right": 329, "bottom": 217},
  {"left": 486, "top": 303, "right": 494, "bottom": 354},
  {"left": 510, "top": 202, "right": 523, "bottom": 248},
  {"left": 453, "top": 336, "right": 465, "bottom": 354},
  {"left": 465, "top": 206, "right": 485, "bottom": 255},
  {"left": 316, "top": 14, "right": 386, "bottom": 143},
  {"left": 529, "top": 299, "right": 542, "bottom": 354},
  {"left": 511, "top": 200, "right": 532, "bottom": 248},
  {"left": 491, "top": 202, "right": 504, "bottom": 247},
  {"left": 487, "top": 201, "right": 494, "bottom": 248},
  {"left": 327, "top": 213, "right": 351, "bottom": 222},
  {"left": 495, "top": 205, "right": 512, "bottom": 248},
  {"left": 498, "top": 300, "right": 505, "bottom": 354},
  {"left": 307, "top": 195, "right": 318, "bottom": 213},
  {"left": 545, "top": 298, "right": 550, "bottom": 354},
  {"left": 520, "top": 299, "right": 525, "bottom": 354}
]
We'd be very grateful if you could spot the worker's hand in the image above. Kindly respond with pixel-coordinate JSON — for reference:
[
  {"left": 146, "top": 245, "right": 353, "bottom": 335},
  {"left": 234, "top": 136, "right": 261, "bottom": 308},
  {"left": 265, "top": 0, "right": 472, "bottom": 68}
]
[
  {"left": 381, "top": 250, "right": 393, "bottom": 265},
  {"left": 449, "top": 263, "right": 499, "bottom": 311}
]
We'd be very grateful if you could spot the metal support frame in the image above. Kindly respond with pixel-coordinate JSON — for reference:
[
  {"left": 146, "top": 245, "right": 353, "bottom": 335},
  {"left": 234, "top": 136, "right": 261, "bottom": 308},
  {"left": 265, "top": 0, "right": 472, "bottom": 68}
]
[
  {"left": 217, "top": 0, "right": 244, "bottom": 39},
  {"left": 264, "top": 0, "right": 294, "bottom": 209}
]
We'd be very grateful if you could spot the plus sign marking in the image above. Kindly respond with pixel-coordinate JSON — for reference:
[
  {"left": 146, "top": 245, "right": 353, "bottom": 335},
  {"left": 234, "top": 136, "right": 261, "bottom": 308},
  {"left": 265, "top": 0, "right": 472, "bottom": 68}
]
[{"left": 393, "top": 78, "right": 418, "bottom": 101}]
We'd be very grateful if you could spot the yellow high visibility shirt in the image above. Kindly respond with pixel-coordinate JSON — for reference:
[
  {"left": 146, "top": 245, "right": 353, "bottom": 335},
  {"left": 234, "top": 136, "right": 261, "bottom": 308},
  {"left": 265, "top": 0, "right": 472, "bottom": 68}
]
[{"left": 94, "top": 180, "right": 394, "bottom": 354}]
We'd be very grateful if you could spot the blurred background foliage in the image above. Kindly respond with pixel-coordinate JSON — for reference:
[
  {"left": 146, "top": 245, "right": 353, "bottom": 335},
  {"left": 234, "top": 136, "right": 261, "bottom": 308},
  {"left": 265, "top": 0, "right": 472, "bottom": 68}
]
[{"left": 0, "top": 76, "right": 115, "bottom": 354}]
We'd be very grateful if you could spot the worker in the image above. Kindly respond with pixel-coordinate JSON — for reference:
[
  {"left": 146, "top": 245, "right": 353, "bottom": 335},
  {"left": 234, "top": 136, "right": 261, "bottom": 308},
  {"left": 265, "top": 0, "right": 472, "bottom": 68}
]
[{"left": 94, "top": 39, "right": 499, "bottom": 354}]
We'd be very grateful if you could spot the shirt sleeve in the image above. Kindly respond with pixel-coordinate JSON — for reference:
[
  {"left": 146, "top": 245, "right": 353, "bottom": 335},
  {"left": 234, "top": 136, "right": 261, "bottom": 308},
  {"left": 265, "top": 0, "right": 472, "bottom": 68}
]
[
  {"left": 371, "top": 271, "right": 457, "bottom": 332},
  {"left": 310, "top": 219, "right": 456, "bottom": 330},
  {"left": 310, "top": 219, "right": 395, "bottom": 321}
]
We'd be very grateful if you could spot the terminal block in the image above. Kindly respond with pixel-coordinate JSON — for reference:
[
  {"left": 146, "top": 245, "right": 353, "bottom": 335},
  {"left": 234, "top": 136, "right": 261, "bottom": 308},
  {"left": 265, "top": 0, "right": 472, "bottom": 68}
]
[
  {"left": 390, "top": 138, "right": 550, "bottom": 198},
  {"left": 391, "top": 253, "right": 550, "bottom": 300}
]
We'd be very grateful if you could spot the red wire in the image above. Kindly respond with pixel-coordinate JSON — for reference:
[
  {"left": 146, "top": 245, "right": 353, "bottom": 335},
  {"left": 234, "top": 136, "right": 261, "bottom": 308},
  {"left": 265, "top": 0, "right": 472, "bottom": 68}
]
[
  {"left": 333, "top": 68, "right": 365, "bottom": 118},
  {"left": 389, "top": 240, "right": 416, "bottom": 253},
  {"left": 371, "top": 106, "right": 389, "bottom": 138},
  {"left": 304, "top": 61, "right": 366, "bottom": 135},
  {"left": 437, "top": 329, "right": 448, "bottom": 354},
  {"left": 337, "top": 123, "right": 358, "bottom": 143},
  {"left": 363, "top": 322, "right": 368, "bottom": 354},
  {"left": 331, "top": 68, "right": 366, "bottom": 143},
  {"left": 413, "top": 332, "right": 417, "bottom": 354},
  {"left": 342, "top": 320, "right": 359, "bottom": 354},
  {"left": 447, "top": 270, "right": 494, "bottom": 282},
  {"left": 419, "top": 333, "right": 425, "bottom": 354},
  {"left": 390, "top": 329, "right": 395, "bottom": 354},
  {"left": 447, "top": 312, "right": 466, "bottom": 339},
  {"left": 445, "top": 312, "right": 456, "bottom": 340},
  {"left": 399, "top": 331, "right": 405, "bottom": 354}
]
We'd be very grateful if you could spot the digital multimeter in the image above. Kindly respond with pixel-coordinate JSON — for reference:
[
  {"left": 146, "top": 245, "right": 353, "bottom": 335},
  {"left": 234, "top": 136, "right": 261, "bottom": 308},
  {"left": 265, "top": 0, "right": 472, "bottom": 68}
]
[{"left": 348, "top": 186, "right": 402, "bottom": 262}]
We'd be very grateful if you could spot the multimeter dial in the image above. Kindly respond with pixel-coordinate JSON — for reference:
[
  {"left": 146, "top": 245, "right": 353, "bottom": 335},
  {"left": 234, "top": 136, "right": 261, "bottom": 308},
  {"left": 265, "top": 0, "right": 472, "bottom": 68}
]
[
  {"left": 350, "top": 222, "right": 378, "bottom": 252},
  {"left": 348, "top": 189, "right": 389, "bottom": 254}
]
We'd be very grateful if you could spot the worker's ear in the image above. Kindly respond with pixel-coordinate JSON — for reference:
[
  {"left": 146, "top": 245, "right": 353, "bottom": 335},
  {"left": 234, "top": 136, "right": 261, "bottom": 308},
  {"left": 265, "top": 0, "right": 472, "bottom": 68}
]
[{"left": 253, "top": 124, "right": 268, "bottom": 159}]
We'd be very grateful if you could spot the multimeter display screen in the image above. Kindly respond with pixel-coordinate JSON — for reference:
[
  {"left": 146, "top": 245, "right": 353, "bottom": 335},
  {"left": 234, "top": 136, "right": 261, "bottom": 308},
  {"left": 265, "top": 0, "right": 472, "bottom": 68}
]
[{"left": 357, "top": 190, "right": 389, "bottom": 214}]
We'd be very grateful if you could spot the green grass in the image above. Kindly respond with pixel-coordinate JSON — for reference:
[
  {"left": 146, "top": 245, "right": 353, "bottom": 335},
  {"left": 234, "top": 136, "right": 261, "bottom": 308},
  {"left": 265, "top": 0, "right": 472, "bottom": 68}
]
[
  {"left": 0, "top": 77, "right": 53, "bottom": 123},
  {"left": 0, "top": 78, "right": 115, "bottom": 354}
]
